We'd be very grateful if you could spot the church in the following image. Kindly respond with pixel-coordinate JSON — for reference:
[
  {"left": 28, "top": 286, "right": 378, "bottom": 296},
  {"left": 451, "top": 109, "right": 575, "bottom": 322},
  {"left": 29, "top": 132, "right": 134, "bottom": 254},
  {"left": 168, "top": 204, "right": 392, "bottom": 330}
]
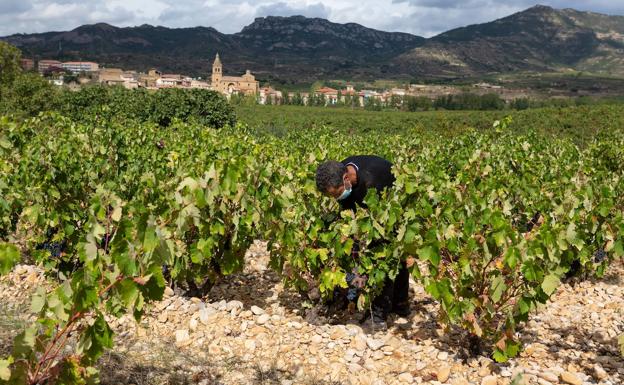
[{"left": 211, "top": 53, "right": 259, "bottom": 96}]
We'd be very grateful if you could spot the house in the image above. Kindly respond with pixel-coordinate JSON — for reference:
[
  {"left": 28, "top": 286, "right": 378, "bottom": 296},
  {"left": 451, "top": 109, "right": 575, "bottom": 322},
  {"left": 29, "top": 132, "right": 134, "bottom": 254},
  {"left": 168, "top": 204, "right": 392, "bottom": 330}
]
[
  {"left": 20, "top": 58, "right": 34, "bottom": 71},
  {"left": 314, "top": 87, "right": 339, "bottom": 105},
  {"left": 120, "top": 72, "right": 139, "bottom": 89},
  {"left": 38, "top": 60, "right": 63, "bottom": 73},
  {"left": 139, "top": 69, "right": 161, "bottom": 88},
  {"left": 98, "top": 68, "right": 125, "bottom": 87},
  {"left": 339, "top": 84, "right": 362, "bottom": 106},
  {"left": 358, "top": 90, "right": 383, "bottom": 105},
  {"left": 157, "top": 74, "right": 191, "bottom": 88},
  {"left": 190, "top": 79, "right": 211, "bottom": 89},
  {"left": 259, "top": 87, "right": 282, "bottom": 104},
  {"left": 474, "top": 82, "right": 502, "bottom": 90}
]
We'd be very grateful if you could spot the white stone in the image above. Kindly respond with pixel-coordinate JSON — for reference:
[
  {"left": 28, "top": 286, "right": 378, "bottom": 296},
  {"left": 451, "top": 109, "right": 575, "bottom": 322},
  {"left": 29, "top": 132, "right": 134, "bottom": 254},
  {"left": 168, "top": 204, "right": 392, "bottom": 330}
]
[
  {"left": 481, "top": 375, "right": 497, "bottom": 385},
  {"left": 250, "top": 305, "right": 265, "bottom": 315},
  {"left": 226, "top": 300, "right": 243, "bottom": 311},
  {"left": 199, "top": 308, "right": 217, "bottom": 325},
  {"left": 256, "top": 314, "right": 270, "bottom": 325},
  {"left": 398, "top": 372, "right": 414, "bottom": 384},
  {"left": 539, "top": 372, "right": 558, "bottom": 383},
  {"left": 175, "top": 329, "right": 189, "bottom": 344},
  {"left": 244, "top": 339, "right": 256, "bottom": 351},
  {"left": 189, "top": 318, "right": 198, "bottom": 331},
  {"left": 367, "top": 338, "right": 385, "bottom": 351},
  {"left": 594, "top": 364, "right": 608, "bottom": 380}
]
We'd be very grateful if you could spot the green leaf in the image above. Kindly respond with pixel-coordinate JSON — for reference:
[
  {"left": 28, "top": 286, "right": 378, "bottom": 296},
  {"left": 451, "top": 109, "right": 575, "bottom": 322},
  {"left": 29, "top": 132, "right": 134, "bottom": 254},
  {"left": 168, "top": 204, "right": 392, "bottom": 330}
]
[
  {"left": 492, "top": 231, "right": 506, "bottom": 247},
  {"left": 490, "top": 276, "right": 507, "bottom": 303},
  {"left": 83, "top": 241, "right": 98, "bottom": 262},
  {"left": 143, "top": 226, "right": 159, "bottom": 253},
  {"left": 541, "top": 274, "right": 560, "bottom": 296},
  {"left": 319, "top": 269, "right": 347, "bottom": 294},
  {"left": 425, "top": 279, "right": 454, "bottom": 308},
  {"left": 0, "top": 243, "right": 20, "bottom": 275},
  {"left": 505, "top": 340, "right": 521, "bottom": 358},
  {"left": 492, "top": 349, "right": 508, "bottom": 363},
  {"left": 565, "top": 223, "right": 577, "bottom": 244},
  {"left": 614, "top": 240, "right": 623, "bottom": 258},
  {"left": 114, "top": 250, "right": 137, "bottom": 276},
  {"left": 504, "top": 247, "right": 519, "bottom": 269},
  {"left": 117, "top": 279, "right": 139, "bottom": 309},
  {"left": 78, "top": 315, "right": 113, "bottom": 362},
  {"left": 12, "top": 325, "right": 37, "bottom": 358},
  {"left": 521, "top": 261, "right": 542, "bottom": 282},
  {"left": 417, "top": 245, "right": 440, "bottom": 265},
  {"left": 31, "top": 292, "right": 46, "bottom": 313},
  {"left": 139, "top": 265, "right": 166, "bottom": 302},
  {"left": 0, "top": 358, "right": 12, "bottom": 381}
]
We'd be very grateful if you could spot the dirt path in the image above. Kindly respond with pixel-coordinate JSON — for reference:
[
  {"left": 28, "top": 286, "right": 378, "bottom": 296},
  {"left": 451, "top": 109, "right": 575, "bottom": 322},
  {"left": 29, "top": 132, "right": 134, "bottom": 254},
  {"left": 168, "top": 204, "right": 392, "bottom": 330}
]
[{"left": 1, "top": 242, "right": 622, "bottom": 385}]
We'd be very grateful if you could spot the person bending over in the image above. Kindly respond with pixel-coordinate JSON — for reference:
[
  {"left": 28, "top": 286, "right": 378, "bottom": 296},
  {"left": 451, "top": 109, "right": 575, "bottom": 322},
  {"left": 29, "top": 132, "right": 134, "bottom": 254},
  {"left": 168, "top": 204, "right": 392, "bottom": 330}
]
[{"left": 316, "top": 155, "right": 410, "bottom": 330}]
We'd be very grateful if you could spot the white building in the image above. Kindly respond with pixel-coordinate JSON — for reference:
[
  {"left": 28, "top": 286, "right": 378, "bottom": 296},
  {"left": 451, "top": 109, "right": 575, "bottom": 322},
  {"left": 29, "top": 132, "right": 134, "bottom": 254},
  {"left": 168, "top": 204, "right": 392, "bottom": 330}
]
[
  {"left": 190, "top": 79, "right": 211, "bottom": 89},
  {"left": 61, "top": 61, "right": 99, "bottom": 73},
  {"left": 156, "top": 74, "right": 191, "bottom": 88}
]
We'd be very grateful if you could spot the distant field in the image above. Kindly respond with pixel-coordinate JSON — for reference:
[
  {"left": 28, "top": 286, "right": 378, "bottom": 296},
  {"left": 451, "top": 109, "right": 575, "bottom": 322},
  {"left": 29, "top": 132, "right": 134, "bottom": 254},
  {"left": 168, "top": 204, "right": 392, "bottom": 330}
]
[{"left": 235, "top": 104, "right": 624, "bottom": 144}]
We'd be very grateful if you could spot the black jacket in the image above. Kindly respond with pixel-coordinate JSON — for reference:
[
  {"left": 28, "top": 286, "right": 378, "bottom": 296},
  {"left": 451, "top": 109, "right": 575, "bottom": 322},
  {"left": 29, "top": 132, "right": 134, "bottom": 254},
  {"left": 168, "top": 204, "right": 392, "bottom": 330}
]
[{"left": 338, "top": 155, "right": 395, "bottom": 212}]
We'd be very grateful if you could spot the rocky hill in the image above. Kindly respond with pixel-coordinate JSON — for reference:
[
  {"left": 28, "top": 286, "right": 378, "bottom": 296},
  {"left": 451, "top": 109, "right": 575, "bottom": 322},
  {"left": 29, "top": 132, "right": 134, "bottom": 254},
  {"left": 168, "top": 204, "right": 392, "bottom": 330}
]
[
  {"left": 393, "top": 5, "right": 624, "bottom": 77},
  {"left": 2, "top": 5, "right": 624, "bottom": 81}
]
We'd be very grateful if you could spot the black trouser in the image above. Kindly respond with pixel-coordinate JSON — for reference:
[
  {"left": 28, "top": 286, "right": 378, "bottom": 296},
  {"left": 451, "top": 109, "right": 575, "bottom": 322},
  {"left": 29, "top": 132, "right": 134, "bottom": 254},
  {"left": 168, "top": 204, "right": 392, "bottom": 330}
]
[{"left": 371, "top": 260, "right": 409, "bottom": 320}]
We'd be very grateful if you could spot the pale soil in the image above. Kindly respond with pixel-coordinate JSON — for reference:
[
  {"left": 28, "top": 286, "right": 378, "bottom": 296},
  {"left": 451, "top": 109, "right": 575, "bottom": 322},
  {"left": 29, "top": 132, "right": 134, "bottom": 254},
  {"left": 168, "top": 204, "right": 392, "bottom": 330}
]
[{"left": 0, "top": 242, "right": 622, "bottom": 385}]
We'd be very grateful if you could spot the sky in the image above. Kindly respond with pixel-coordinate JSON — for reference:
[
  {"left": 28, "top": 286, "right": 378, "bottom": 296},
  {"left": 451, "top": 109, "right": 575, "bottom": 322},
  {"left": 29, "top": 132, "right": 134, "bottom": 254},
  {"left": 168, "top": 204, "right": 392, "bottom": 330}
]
[{"left": 1, "top": 1, "right": 623, "bottom": 38}]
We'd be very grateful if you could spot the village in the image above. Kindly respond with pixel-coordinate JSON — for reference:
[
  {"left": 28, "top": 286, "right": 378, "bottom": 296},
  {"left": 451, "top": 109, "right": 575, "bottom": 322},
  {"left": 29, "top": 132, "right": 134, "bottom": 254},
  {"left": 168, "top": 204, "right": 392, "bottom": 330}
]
[{"left": 20, "top": 54, "right": 532, "bottom": 107}]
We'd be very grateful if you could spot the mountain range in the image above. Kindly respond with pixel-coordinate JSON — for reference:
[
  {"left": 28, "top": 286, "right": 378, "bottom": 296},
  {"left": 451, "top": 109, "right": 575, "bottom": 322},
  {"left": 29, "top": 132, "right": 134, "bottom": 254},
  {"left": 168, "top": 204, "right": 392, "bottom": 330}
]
[{"left": 2, "top": 5, "right": 624, "bottom": 82}]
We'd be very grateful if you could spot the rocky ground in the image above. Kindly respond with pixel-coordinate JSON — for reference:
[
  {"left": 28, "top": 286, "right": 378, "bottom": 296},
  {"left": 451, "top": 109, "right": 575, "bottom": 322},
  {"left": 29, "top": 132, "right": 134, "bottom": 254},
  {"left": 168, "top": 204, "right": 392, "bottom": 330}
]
[{"left": 1, "top": 241, "right": 622, "bottom": 385}]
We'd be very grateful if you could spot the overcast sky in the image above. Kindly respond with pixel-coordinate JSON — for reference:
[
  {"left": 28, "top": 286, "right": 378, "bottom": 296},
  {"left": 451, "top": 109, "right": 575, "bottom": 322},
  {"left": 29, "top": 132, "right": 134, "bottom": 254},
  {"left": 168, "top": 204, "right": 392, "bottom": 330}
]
[{"left": 1, "top": 1, "right": 623, "bottom": 38}]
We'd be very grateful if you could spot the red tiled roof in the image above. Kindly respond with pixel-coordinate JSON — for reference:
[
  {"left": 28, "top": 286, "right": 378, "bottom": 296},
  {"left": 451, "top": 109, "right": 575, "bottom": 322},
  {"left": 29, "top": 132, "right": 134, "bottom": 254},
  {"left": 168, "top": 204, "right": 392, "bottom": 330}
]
[{"left": 316, "top": 87, "right": 338, "bottom": 94}]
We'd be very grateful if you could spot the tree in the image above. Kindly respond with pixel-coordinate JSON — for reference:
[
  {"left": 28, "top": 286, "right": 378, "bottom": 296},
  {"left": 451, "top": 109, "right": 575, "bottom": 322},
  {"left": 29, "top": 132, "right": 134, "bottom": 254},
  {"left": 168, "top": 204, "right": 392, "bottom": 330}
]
[
  {"left": 480, "top": 93, "right": 505, "bottom": 110},
  {"left": 364, "top": 97, "right": 382, "bottom": 111},
  {"left": 292, "top": 92, "right": 304, "bottom": 106},
  {"left": 0, "top": 41, "right": 22, "bottom": 86},
  {"left": 0, "top": 73, "right": 59, "bottom": 116},
  {"left": 405, "top": 96, "right": 432, "bottom": 112},
  {"left": 388, "top": 94, "right": 403, "bottom": 110}
]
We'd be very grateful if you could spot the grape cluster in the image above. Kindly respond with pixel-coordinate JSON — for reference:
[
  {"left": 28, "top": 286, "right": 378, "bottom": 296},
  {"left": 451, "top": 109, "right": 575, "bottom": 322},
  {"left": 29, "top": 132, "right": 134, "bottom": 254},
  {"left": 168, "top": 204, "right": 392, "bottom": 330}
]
[
  {"left": 346, "top": 287, "right": 358, "bottom": 302},
  {"left": 40, "top": 242, "right": 64, "bottom": 258},
  {"left": 593, "top": 248, "right": 607, "bottom": 263},
  {"left": 345, "top": 270, "right": 368, "bottom": 302}
]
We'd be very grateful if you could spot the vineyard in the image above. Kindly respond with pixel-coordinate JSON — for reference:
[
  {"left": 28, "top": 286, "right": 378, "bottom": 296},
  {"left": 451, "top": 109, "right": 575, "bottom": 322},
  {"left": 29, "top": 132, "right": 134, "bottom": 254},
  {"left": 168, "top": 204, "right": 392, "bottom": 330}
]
[{"left": 0, "top": 95, "right": 623, "bottom": 384}]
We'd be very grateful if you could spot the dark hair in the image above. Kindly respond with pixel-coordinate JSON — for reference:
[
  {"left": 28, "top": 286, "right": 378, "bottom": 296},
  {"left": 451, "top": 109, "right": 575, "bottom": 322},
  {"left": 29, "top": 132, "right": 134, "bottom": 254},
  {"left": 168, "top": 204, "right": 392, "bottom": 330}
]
[{"left": 316, "top": 161, "right": 346, "bottom": 192}]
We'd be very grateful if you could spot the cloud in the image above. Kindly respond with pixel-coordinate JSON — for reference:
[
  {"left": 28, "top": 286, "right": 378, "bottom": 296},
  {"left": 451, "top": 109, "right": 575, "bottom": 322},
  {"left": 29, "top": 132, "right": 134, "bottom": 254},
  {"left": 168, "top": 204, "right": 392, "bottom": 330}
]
[
  {"left": 0, "top": 1, "right": 136, "bottom": 36},
  {"left": 0, "top": 0, "right": 32, "bottom": 14},
  {"left": 0, "top": 0, "right": 623, "bottom": 37},
  {"left": 255, "top": 2, "right": 330, "bottom": 19}
]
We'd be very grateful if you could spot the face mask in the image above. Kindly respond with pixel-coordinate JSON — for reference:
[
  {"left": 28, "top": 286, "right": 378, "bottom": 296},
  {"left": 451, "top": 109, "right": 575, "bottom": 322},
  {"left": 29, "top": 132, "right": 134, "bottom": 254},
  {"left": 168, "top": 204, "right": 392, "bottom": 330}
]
[{"left": 337, "top": 179, "right": 352, "bottom": 201}]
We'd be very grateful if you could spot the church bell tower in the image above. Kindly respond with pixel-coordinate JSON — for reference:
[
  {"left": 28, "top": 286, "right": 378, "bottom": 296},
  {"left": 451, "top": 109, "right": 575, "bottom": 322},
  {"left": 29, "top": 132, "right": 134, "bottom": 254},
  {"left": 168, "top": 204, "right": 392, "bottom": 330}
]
[{"left": 212, "top": 53, "right": 222, "bottom": 89}]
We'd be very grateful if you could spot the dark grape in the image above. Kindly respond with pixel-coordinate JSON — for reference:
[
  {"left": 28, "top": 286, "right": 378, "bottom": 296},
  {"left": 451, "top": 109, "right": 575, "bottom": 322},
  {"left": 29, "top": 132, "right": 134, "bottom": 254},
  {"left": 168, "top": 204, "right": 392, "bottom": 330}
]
[
  {"left": 346, "top": 272, "right": 356, "bottom": 283},
  {"left": 593, "top": 248, "right": 607, "bottom": 263},
  {"left": 39, "top": 241, "right": 64, "bottom": 258},
  {"left": 346, "top": 287, "right": 358, "bottom": 302},
  {"left": 525, "top": 211, "right": 542, "bottom": 232}
]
